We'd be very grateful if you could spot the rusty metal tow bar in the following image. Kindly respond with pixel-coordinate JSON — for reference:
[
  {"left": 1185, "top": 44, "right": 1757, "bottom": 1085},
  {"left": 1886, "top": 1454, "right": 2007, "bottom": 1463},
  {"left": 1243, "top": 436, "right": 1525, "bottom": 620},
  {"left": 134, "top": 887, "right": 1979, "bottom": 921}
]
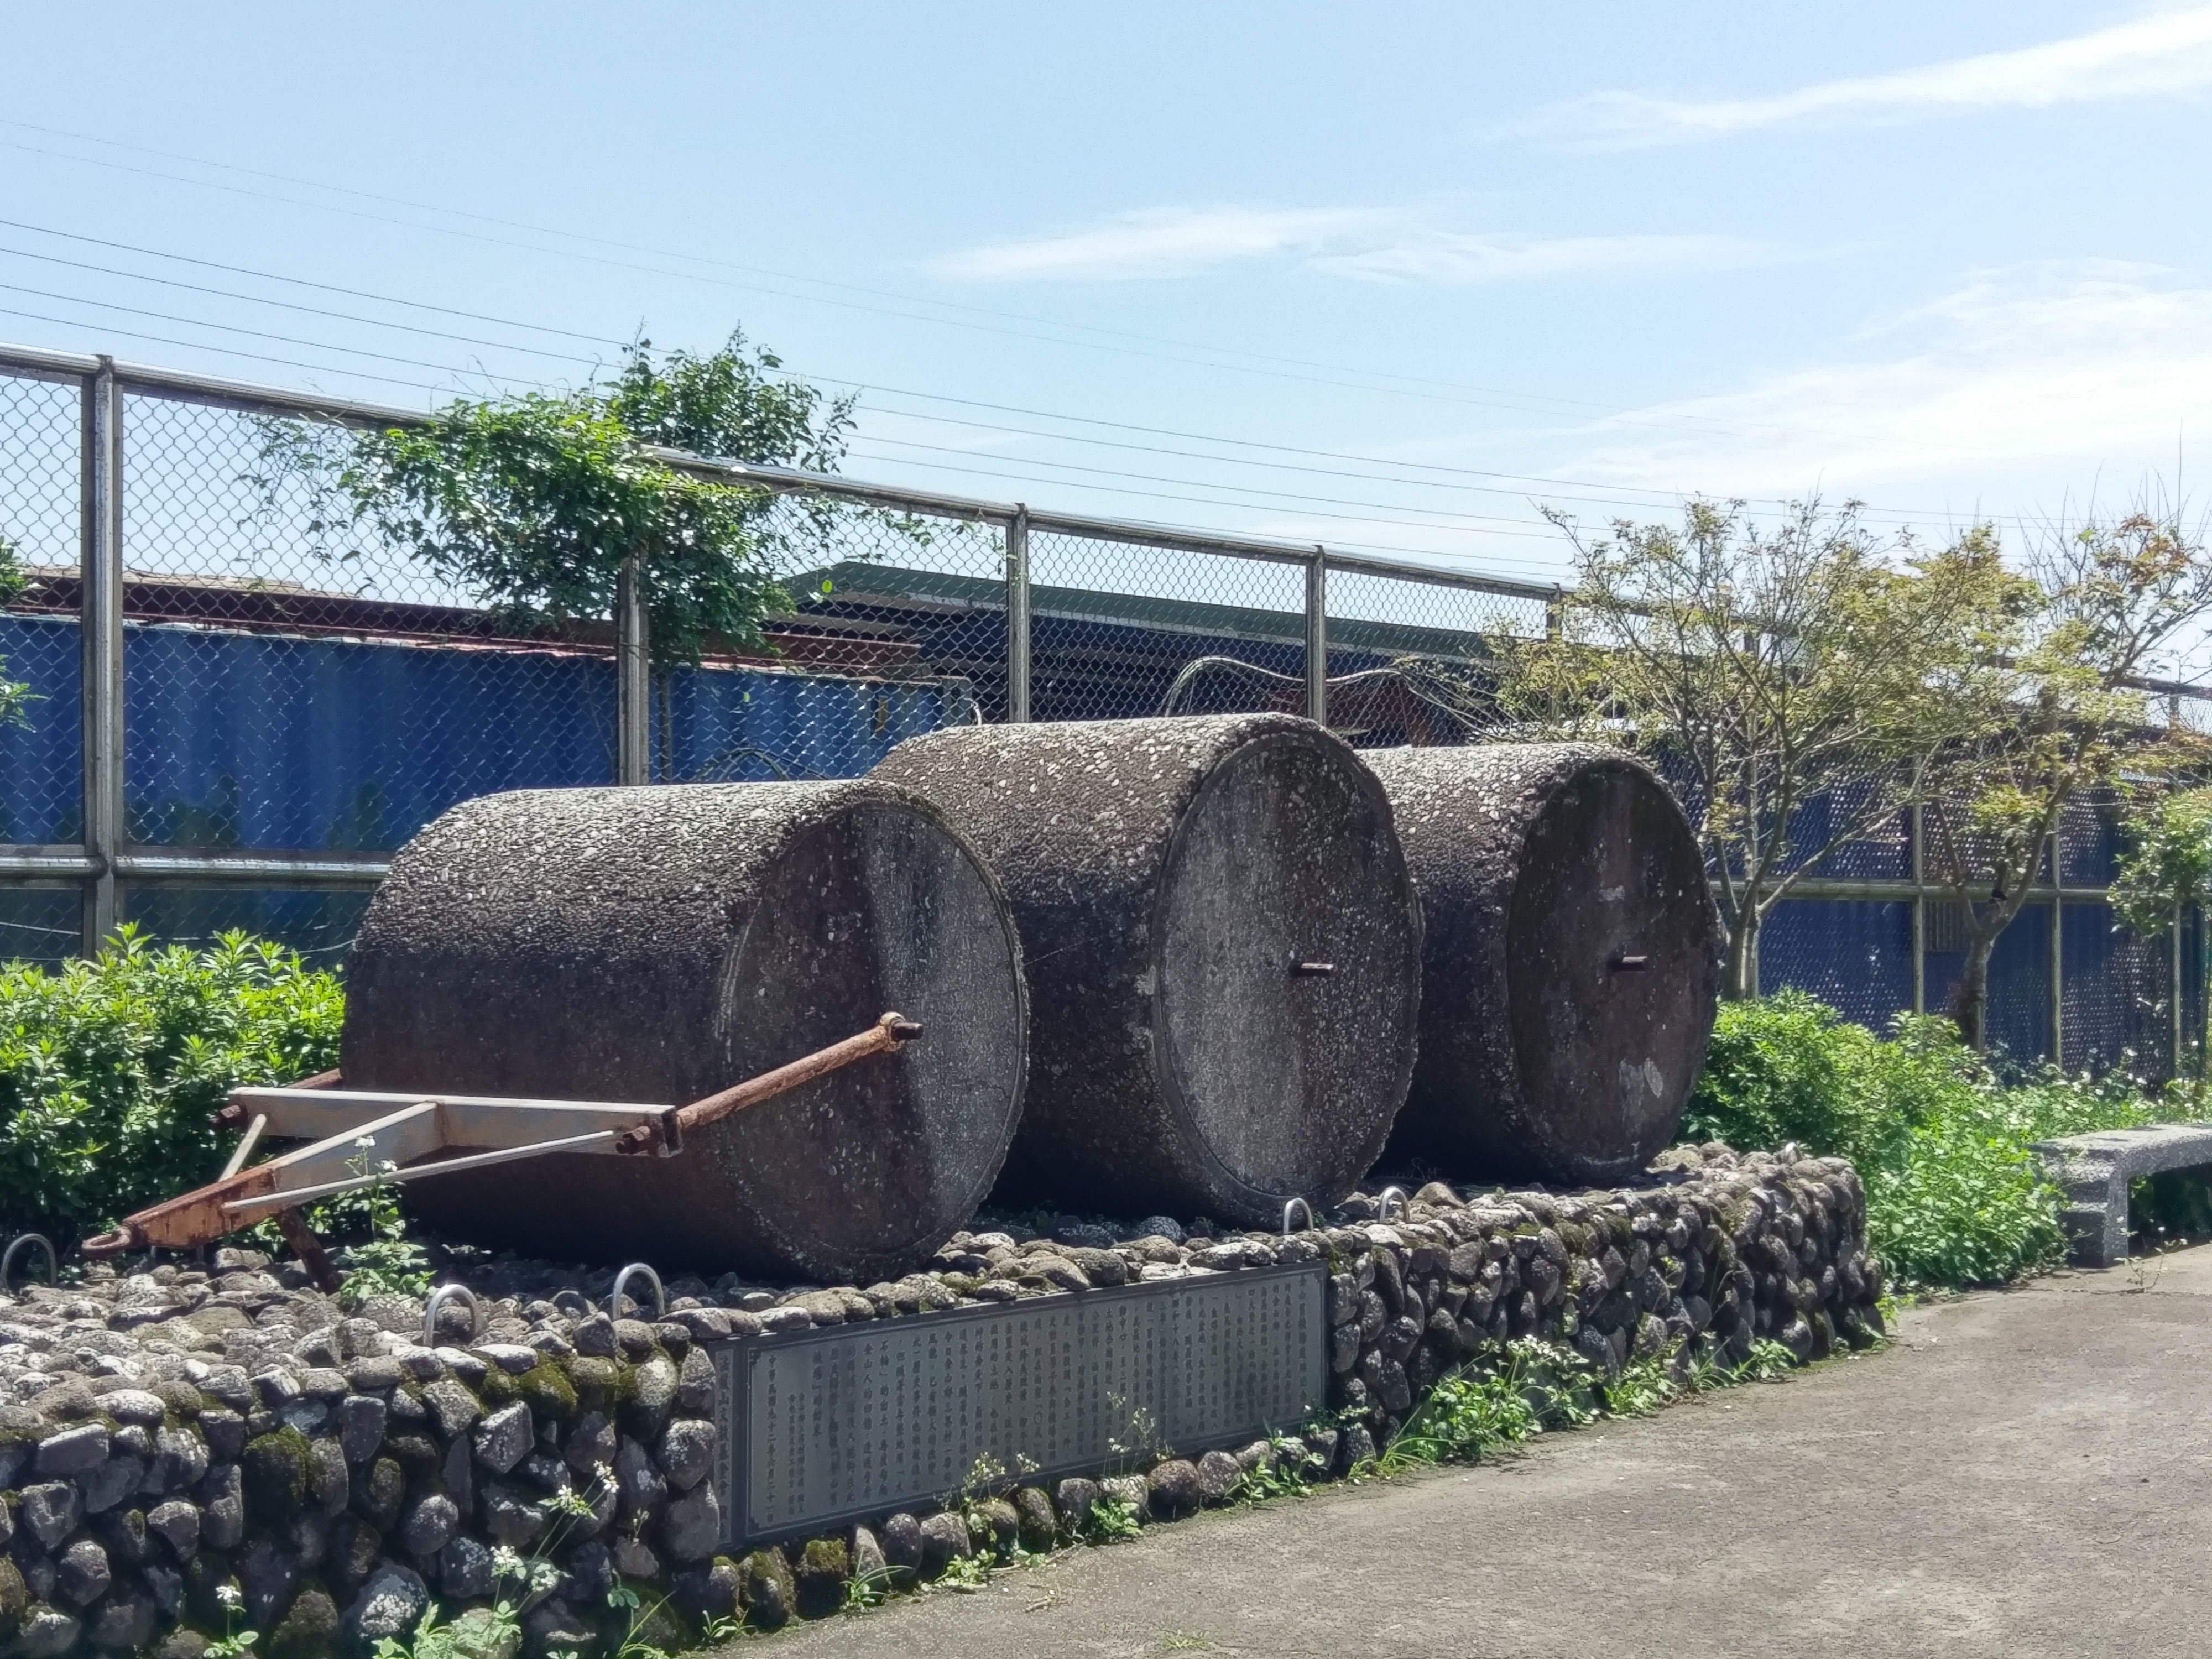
[{"left": 79, "top": 1011, "right": 925, "bottom": 1264}]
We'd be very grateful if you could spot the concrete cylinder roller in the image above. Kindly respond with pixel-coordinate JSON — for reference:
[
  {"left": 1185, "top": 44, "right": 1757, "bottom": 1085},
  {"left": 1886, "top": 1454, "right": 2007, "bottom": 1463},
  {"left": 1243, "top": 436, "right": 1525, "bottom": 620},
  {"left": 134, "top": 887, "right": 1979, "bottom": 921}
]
[
  {"left": 340, "top": 780, "right": 1027, "bottom": 1282},
  {"left": 1363, "top": 744, "right": 1721, "bottom": 1185},
  {"left": 873, "top": 713, "right": 1422, "bottom": 1225}
]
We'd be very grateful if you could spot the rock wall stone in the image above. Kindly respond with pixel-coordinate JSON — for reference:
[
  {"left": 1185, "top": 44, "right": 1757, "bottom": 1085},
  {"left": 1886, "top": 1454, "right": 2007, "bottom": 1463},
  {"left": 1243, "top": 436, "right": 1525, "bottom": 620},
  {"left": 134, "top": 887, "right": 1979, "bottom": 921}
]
[{"left": 0, "top": 1145, "right": 1877, "bottom": 1655}]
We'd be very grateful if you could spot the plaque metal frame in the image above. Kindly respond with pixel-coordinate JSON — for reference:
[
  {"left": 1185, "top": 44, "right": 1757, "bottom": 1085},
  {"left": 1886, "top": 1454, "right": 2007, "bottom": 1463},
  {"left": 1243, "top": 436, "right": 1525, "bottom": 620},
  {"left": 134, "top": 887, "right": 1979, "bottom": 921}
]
[{"left": 711, "top": 1261, "right": 1328, "bottom": 1548}]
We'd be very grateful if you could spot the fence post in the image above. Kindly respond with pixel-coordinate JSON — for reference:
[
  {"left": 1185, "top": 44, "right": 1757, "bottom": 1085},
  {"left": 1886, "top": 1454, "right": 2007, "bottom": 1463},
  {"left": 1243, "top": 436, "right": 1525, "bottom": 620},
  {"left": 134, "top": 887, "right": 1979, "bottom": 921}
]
[
  {"left": 2174, "top": 902, "right": 2185, "bottom": 1081},
  {"left": 1910, "top": 799, "right": 1926, "bottom": 1016},
  {"left": 2049, "top": 822, "right": 2064, "bottom": 1068},
  {"left": 1005, "top": 506, "right": 1031, "bottom": 723},
  {"left": 79, "top": 359, "right": 124, "bottom": 957},
  {"left": 615, "top": 555, "right": 649, "bottom": 785},
  {"left": 1305, "top": 547, "right": 1328, "bottom": 726}
]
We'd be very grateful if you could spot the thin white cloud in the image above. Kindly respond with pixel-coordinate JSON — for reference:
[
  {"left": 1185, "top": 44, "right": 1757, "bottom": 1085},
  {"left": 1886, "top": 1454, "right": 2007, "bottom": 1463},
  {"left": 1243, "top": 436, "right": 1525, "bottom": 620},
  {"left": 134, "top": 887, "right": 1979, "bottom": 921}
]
[
  {"left": 933, "top": 207, "right": 1379, "bottom": 282},
  {"left": 1563, "top": 262, "right": 2212, "bottom": 500},
  {"left": 1552, "top": 7, "right": 2212, "bottom": 144},
  {"left": 1318, "top": 231, "right": 1775, "bottom": 283},
  {"left": 938, "top": 208, "right": 1776, "bottom": 285}
]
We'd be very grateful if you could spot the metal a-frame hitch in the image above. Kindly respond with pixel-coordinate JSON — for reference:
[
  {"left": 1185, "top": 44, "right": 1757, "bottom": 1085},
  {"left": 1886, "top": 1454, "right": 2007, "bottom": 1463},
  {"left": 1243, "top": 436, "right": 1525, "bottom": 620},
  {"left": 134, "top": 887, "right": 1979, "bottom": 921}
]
[{"left": 80, "top": 1012, "right": 924, "bottom": 1259}]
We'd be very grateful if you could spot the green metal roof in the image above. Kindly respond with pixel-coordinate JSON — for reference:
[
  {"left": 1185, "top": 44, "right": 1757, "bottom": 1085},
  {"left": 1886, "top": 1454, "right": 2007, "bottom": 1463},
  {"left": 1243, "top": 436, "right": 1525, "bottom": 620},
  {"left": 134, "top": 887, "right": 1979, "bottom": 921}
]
[{"left": 785, "top": 560, "right": 1498, "bottom": 662}]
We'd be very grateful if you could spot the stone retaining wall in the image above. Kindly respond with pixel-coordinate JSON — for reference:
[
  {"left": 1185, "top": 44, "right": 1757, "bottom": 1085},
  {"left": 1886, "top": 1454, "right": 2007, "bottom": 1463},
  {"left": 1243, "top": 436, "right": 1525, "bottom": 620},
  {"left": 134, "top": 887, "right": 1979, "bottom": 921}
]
[{"left": 0, "top": 1144, "right": 1879, "bottom": 1656}]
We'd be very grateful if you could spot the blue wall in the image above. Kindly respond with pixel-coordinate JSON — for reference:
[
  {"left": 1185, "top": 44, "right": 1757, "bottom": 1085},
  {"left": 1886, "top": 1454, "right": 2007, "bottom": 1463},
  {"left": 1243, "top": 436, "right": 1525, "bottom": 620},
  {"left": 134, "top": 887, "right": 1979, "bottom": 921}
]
[{"left": 3, "top": 614, "right": 957, "bottom": 855}]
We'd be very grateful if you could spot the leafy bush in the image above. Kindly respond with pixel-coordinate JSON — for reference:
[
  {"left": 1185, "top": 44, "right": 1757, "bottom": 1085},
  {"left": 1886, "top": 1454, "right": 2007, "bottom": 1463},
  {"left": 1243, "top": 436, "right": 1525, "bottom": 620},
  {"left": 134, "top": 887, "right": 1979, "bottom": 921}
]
[
  {"left": 1685, "top": 990, "right": 2179, "bottom": 1287},
  {"left": 0, "top": 928, "right": 342, "bottom": 1239}
]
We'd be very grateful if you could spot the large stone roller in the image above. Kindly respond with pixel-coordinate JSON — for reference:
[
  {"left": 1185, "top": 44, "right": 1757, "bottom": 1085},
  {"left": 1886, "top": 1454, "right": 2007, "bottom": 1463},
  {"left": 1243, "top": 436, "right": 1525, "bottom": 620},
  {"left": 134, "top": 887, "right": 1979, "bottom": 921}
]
[
  {"left": 874, "top": 713, "right": 1422, "bottom": 1224},
  {"left": 1364, "top": 744, "right": 1721, "bottom": 1185},
  {"left": 340, "top": 780, "right": 1027, "bottom": 1282}
]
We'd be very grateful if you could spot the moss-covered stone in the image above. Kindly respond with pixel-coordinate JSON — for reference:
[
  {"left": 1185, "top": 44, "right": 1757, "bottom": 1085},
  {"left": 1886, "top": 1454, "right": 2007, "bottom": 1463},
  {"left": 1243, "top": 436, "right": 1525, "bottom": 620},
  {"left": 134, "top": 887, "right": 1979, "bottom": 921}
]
[
  {"left": 241, "top": 1426, "right": 313, "bottom": 1530},
  {"left": 382, "top": 1433, "right": 441, "bottom": 1475},
  {"left": 354, "top": 1459, "right": 405, "bottom": 1532},
  {"left": 567, "top": 1357, "right": 620, "bottom": 1413},
  {"left": 516, "top": 1362, "right": 577, "bottom": 1424},
  {"left": 737, "top": 1549, "right": 795, "bottom": 1631},
  {"left": 0, "top": 1557, "right": 29, "bottom": 1639},
  {"left": 475, "top": 1366, "right": 519, "bottom": 1410},
  {"left": 264, "top": 1582, "right": 340, "bottom": 1659},
  {"left": 792, "top": 1538, "right": 849, "bottom": 1620}
]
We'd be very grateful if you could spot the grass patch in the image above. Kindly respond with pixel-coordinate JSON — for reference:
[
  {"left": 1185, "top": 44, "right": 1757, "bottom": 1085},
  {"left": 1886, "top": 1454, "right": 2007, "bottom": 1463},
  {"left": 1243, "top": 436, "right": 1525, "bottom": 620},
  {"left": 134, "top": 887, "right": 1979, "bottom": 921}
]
[{"left": 1379, "top": 1335, "right": 1803, "bottom": 1474}]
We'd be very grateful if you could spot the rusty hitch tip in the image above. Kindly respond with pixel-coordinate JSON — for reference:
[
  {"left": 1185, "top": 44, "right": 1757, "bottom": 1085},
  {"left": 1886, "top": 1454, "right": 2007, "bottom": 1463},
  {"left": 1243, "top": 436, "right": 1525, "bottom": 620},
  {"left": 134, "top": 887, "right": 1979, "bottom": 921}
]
[
  {"left": 1610, "top": 953, "right": 1651, "bottom": 972},
  {"left": 80, "top": 1226, "right": 137, "bottom": 1260},
  {"left": 1292, "top": 961, "right": 1336, "bottom": 977},
  {"left": 211, "top": 1103, "right": 247, "bottom": 1128},
  {"left": 612, "top": 1123, "right": 660, "bottom": 1157},
  {"left": 881, "top": 1013, "right": 925, "bottom": 1044}
]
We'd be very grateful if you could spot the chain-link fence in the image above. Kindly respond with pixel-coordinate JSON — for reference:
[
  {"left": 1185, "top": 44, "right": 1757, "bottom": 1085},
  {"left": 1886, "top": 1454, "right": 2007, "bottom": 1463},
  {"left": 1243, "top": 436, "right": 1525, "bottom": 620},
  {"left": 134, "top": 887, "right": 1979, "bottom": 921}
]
[{"left": 1, "top": 339, "right": 2204, "bottom": 1076}]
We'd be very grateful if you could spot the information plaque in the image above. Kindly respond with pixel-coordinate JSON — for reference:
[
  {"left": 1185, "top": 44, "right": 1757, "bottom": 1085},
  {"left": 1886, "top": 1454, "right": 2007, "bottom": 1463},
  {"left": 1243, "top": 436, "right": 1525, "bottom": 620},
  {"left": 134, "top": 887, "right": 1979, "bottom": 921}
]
[{"left": 712, "top": 1262, "right": 1328, "bottom": 1547}]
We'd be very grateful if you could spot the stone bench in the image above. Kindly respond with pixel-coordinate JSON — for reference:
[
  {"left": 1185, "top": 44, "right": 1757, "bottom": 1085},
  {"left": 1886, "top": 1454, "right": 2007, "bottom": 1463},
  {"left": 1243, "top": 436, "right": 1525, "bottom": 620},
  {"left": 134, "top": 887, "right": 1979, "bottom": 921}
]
[{"left": 2031, "top": 1123, "right": 2212, "bottom": 1267}]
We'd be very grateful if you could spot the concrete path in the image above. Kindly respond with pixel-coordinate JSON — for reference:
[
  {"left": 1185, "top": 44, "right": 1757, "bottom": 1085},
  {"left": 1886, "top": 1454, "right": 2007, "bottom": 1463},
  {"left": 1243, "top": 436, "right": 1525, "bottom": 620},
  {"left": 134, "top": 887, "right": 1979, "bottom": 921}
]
[{"left": 760, "top": 1245, "right": 2212, "bottom": 1659}]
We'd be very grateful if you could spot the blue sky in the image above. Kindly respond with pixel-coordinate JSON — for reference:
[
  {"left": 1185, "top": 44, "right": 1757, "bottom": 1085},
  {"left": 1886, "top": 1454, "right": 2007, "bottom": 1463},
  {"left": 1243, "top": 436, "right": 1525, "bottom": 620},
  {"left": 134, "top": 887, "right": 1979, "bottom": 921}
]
[{"left": 4, "top": 2, "right": 2210, "bottom": 586}]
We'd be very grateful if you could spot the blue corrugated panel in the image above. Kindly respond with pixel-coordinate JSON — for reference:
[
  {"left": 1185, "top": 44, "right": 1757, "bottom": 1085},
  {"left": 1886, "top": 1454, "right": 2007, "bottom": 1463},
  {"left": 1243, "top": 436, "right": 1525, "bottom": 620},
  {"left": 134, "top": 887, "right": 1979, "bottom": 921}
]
[
  {"left": 1925, "top": 901, "right": 2052, "bottom": 1066},
  {"left": 0, "top": 612, "right": 84, "bottom": 842},
  {"left": 0, "top": 619, "right": 966, "bottom": 854},
  {"left": 662, "top": 661, "right": 959, "bottom": 783},
  {"left": 2061, "top": 901, "right": 2172, "bottom": 1077},
  {"left": 123, "top": 623, "right": 619, "bottom": 849},
  {"left": 1760, "top": 899, "right": 1914, "bottom": 1031}
]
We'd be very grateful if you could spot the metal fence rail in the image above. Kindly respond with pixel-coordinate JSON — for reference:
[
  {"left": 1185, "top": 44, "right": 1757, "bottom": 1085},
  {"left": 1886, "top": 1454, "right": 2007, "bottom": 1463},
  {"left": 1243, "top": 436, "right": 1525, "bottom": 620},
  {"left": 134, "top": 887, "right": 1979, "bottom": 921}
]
[{"left": 0, "top": 338, "right": 2201, "bottom": 1077}]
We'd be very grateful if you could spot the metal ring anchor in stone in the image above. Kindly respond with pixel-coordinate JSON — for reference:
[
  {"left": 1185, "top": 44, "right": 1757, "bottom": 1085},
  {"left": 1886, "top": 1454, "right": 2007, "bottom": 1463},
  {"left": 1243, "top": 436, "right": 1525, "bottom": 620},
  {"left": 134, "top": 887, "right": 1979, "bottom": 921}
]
[
  {"left": 1376, "top": 1186, "right": 1408, "bottom": 1223},
  {"left": 422, "top": 1282, "right": 482, "bottom": 1347},
  {"left": 610, "top": 1262, "right": 665, "bottom": 1323},
  {"left": 0, "top": 1234, "right": 55, "bottom": 1295},
  {"left": 1281, "top": 1197, "right": 1314, "bottom": 1239}
]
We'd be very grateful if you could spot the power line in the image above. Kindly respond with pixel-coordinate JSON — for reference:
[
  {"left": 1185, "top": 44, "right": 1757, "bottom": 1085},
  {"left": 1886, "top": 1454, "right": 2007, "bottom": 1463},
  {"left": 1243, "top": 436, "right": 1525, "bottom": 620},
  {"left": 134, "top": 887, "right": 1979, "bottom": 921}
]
[
  {"left": 0, "top": 242, "right": 611, "bottom": 367},
  {"left": 0, "top": 280, "right": 562, "bottom": 384},
  {"left": 851, "top": 431, "right": 1567, "bottom": 535},
  {"left": 841, "top": 446, "right": 1567, "bottom": 548},
  {"left": 0, "top": 215, "right": 1979, "bottom": 528},
  {"left": 0, "top": 305, "right": 466, "bottom": 395},
  {"left": 0, "top": 117, "right": 1767, "bottom": 429},
  {"left": 0, "top": 133, "right": 2086, "bottom": 462},
  {"left": 0, "top": 217, "right": 624, "bottom": 347}
]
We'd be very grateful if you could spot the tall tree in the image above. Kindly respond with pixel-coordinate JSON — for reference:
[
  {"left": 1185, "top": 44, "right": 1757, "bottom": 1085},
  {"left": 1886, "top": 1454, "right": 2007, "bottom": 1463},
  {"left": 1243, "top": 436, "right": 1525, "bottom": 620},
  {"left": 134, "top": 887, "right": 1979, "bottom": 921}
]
[
  {"left": 1922, "top": 508, "right": 2212, "bottom": 1048},
  {"left": 2109, "top": 782, "right": 2212, "bottom": 1082},
  {"left": 263, "top": 331, "right": 854, "bottom": 667},
  {"left": 1490, "top": 499, "right": 2028, "bottom": 999}
]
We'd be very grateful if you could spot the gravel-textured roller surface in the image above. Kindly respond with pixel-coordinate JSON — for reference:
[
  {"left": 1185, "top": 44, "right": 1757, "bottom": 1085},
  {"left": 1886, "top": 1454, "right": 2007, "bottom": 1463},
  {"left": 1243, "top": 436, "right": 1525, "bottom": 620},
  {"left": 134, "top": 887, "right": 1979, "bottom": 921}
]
[
  {"left": 1366, "top": 744, "right": 1721, "bottom": 1185},
  {"left": 875, "top": 714, "right": 1422, "bottom": 1225},
  {"left": 342, "top": 780, "right": 1028, "bottom": 1284}
]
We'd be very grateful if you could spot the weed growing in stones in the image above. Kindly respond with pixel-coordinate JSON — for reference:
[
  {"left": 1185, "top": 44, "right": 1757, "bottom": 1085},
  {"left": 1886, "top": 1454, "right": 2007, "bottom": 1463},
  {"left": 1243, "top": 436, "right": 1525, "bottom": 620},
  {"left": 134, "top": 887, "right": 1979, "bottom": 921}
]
[
  {"left": 1233, "top": 1432, "right": 1329, "bottom": 1503},
  {"left": 1383, "top": 1335, "right": 1812, "bottom": 1473},
  {"left": 1084, "top": 1496, "right": 1142, "bottom": 1543},
  {"left": 937, "top": 1552, "right": 991, "bottom": 1590},
  {"left": 334, "top": 1138, "right": 434, "bottom": 1307},
  {"left": 373, "top": 1603, "right": 521, "bottom": 1659},
  {"left": 842, "top": 1566, "right": 895, "bottom": 1614},
  {"left": 1597, "top": 1357, "right": 1678, "bottom": 1418},
  {"left": 205, "top": 1583, "right": 258, "bottom": 1659}
]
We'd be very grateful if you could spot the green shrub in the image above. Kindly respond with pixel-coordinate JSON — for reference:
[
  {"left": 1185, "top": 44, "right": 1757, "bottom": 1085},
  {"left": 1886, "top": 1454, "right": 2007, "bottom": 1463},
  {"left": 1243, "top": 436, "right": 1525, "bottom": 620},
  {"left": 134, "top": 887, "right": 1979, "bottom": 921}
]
[
  {"left": 0, "top": 928, "right": 342, "bottom": 1239},
  {"left": 1685, "top": 991, "right": 2181, "bottom": 1288}
]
